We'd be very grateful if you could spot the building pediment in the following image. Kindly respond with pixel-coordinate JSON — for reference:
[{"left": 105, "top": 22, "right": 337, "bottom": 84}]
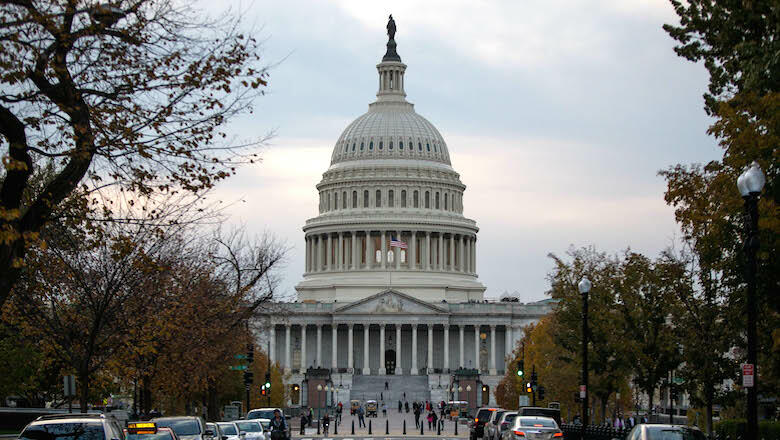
[{"left": 334, "top": 289, "right": 446, "bottom": 315}]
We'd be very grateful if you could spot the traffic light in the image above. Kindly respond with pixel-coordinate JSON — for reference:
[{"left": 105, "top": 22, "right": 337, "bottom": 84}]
[
  {"left": 516, "top": 360, "right": 524, "bottom": 377},
  {"left": 530, "top": 370, "right": 538, "bottom": 386},
  {"left": 264, "top": 372, "right": 271, "bottom": 391},
  {"left": 260, "top": 384, "right": 267, "bottom": 396},
  {"left": 243, "top": 371, "right": 253, "bottom": 385},
  {"left": 670, "top": 385, "right": 678, "bottom": 402},
  {"left": 247, "top": 344, "right": 254, "bottom": 363},
  {"left": 525, "top": 382, "right": 532, "bottom": 393},
  {"left": 537, "top": 386, "right": 545, "bottom": 401}
]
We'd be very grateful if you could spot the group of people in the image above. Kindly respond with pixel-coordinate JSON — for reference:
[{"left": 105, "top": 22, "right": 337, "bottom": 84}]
[
  {"left": 570, "top": 413, "right": 647, "bottom": 429},
  {"left": 298, "top": 404, "right": 342, "bottom": 434},
  {"left": 409, "top": 401, "right": 441, "bottom": 430}
]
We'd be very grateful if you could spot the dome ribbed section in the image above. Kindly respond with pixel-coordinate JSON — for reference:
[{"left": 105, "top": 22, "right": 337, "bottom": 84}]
[{"left": 330, "top": 103, "right": 451, "bottom": 166}]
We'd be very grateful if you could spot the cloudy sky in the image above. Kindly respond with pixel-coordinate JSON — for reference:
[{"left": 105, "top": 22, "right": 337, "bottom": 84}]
[{"left": 204, "top": 0, "right": 721, "bottom": 302}]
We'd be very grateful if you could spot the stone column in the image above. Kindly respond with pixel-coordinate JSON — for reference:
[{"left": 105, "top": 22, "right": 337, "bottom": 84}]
[
  {"left": 379, "top": 324, "right": 386, "bottom": 375},
  {"left": 459, "top": 325, "right": 465, "bottom": 368},
  {"left": 490, "top": 325, "right": 497, "bottom": 375},
  {"left": 363, "top": 324, "right": 370, "bottom": 375},
  {"left": 284, "top": 324, "right": 291, "bottom": 374},
  {"left": 380, "top": 231, "right": 387, "bottom": 269},
  {"left": 314, "top": 236, "right": 320, "bottom": 271},
  {"left": 505, "top": 325, "right": 513, "bottom": 359},
  {"left": 269, "top": 325, "right": 276, "bottom": 364},
  {"left": 425, "top": 232, "right": 431, "bottom": 270},
  {"left": 365, "top": 231, "right": 373, "bottom": 269},
  {"left": 327, "top": 234, "right": 334, "bottom": 271},
  {"left": 338, "top": 232, "right": 344, "bottom": 270},
  {"left": 459, "top": 235, "right": 465, "bottom": 272},
  {"left": 332, "top": 324, "right": 338, "bottom": 370},
  {"left": 396, "top": 324, "right": 402, "bottom": 375},
  {"left": 304, "top": 237, "right": 309, "bottom": 273},
  {"left": 427, "top": 324, "right": 433, "bottom": 374},
  {"left": 410, "top": 231, "right": 416, "bottom": 270},
  {"left": 443, "top": 325, "right": 450, "bottom": 372},
  {"left": 300, "top": 325, "right": 307, "bottom": 372},
  {"left": 438, "top": 233, "right": 444, "bottom": 271},
  {"left": 474, "top": 325, "right": 480, "bottom": 372},
  {"left": 472, "top": 236, "right": 477, "bottom": 274},
  {"left": 394, "top": 231, "right": 401, "bottom": 270},
  {"left": 352, "top": 232, "right": 359, "bottom": 270},
  {"left": 411, "top": 324, "right": 418, "bottom": 375},
  {"left": 449, "top": 234, "right": 455, "bottom": 271},
  {"left": 316, "top": 324, "right": 322, "bottom": 367},
  {"left": 464, "top": 237, "right": 469, "bottom": 273},
  {"left": 348, "top": 324, "right": 354, "bottom": 371}
]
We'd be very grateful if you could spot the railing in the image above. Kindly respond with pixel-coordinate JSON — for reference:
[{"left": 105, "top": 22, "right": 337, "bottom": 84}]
[{"left": 560, "top": 423, "right": 631, "bottom": 440}]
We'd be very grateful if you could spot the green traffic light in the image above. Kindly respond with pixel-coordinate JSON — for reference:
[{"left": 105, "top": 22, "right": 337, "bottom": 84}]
[{"left": 516, "top": 369, "right": 524, "bottom": 377}]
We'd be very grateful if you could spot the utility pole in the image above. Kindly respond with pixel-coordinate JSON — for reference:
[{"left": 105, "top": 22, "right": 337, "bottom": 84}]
[
  {"left": 267, "top": 337, "right": 272, "bottom": 406},
  {"left": 531, "top": 365, "right": 537, "bottom": 407}
]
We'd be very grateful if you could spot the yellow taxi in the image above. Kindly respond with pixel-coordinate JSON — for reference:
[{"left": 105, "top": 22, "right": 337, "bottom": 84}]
[{"left": 124, "top": 422, "right": 180, "bottom": 440}]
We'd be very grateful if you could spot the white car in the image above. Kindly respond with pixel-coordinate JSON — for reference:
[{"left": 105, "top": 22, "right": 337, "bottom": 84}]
[
  {"left": 216, "top": 422, "right": 243, "bottom": 440},
  {"left": 234, "top": 420, "right": 265, "bottom": 440}
]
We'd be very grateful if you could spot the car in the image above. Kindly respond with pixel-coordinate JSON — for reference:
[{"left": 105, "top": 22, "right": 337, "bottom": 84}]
[
  {"left": 505, "top": 416, "right": 562, "bottom": 440},
  {"left": 234, "top": 420, "right": 265, "bottom": 440},
  {"left": 494, "top": 411, "right": 517, "bottom": 440},
  {"left": 215, "top": 422, "right": 243, "bottom": 440},
  {"left": 124, "top": 422, "right": 181, "bottom": 440},
  {"left": 205, "top": 423, "right": 222, "bottom": 440},
  {"left": 484, "top": 409, "right": 508, "bottom": 440},
  {"left": 19, "top": 414, "right": 126, "bottom": 440},
  {"left": 245, "top": 408, "right": 288, "bottom": 440},
  {"left": 153, "top": 416, "right": 208, "bottom": 440},
  {"left": 516, "top": 407, "right": 561, "bottom": 428},
  {"left": 470, "top": 407, "right": 499, "bottom": 440},
  {"left": 625, "top": 424, "right": 707, "bottom": 440},
  {"left": 254, "top": 420, "right": 271, "bottom": 440}
]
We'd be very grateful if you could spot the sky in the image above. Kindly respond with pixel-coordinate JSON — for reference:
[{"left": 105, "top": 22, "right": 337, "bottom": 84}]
[{"left": 202, "top": 0, "right": 721, "bottom": 302}]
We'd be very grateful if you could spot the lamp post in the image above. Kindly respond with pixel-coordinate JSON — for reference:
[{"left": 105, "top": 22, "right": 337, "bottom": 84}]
[
  {"left": 737, "top": 161, "right": 765, "bottom": 440},
  {"left": 578, "top": 276, "right": 592, "bottom": 428}
]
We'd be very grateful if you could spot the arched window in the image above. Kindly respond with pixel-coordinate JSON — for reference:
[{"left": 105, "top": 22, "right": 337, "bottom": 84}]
[
  {"left": 413, "top": 190, "right": 419, "bottom": 208},
  {"left": 426, "top": 143, "right": 431, "bottom": 151},
  {"left": 418, "top": 142, "right": 423, "bottom": 151},
  {"left": 434, "top": 144, "right": 438, "bottom": 152},
  {"left": 399, "top": 141, "right": 404, "bottom": 150},
  {"left": 425, "top": 191, "right": 430, "bottom": 209},
  {"left": 369, "top": 141, "right": 373, "bottom": 150},
  {"left": 352, "top": 191, "right": 357, "bottom": 208},
  {"left": 342, "top": 191, "right": 347, "bottom": 209},
  {"left": 344, "top": 143, "right": 348, "bottom": 152},
  {"left": 361, "top": 142, "right": 365, "bottom": 151},
  {"left": 389, "top": 141, "right": 393, "bottom": 150},
  {"left": 445, "top": 193, "right": 449, "bottom": 210},
  {"left": 378, "top": 141, "right": 383, "bottom": 150},
  {"left": 376, "top": 189, "right": 381, "bottom": 207},
  {"left": 435, "top": 192, "right": 440, "bottom": 209},
  {"left": 352, "top": 143, "right": 356, "bottom": 151},
  {"left": 389, "top": 190, "right": 394, "bottom": 207},
  {"left": 375, "top": 249, "right": 382, "bottom": 263},
  {"left": 364, "top": 190, "right": 369, "bottom": 207},
  {"left": 327, "top": 193, "right": 331, "bottom": 211},
  {"left": 334, "top": 192, "right": 338, "bottom": 210},
  {"left": 401, "top": 190, "right": 407, "bottom": 208},
  {"left": 400, "top": 250, "right": 406, "bottom": 263}
]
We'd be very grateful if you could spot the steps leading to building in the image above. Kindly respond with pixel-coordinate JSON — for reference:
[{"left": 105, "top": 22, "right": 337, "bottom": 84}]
[{"left": 350, "top": 375, "right": 430, "bottom": 404}]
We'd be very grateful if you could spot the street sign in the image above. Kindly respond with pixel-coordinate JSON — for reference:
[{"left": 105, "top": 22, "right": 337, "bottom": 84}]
[
  {"left": 742, "top": 364, "right": 754, "bottom": 387},
  {"left": 229, "top": 365, "right": 248, "bottom": 371},
  {"left": 518, "top": 395, "right": 529, "bottom": 407},
  {"left": 580, "top": 385, "right": 586, "bottom": 399},
  {"left": 63, "top": 376, "right": 75, "bottom": 397}
]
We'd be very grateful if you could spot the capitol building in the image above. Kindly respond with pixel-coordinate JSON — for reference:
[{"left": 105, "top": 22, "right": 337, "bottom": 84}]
[{"left": 261, "top": 19, "right": 553, "bottom": 410}]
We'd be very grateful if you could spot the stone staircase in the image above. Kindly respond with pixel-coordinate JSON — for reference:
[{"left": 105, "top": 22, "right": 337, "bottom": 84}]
[{"left": 350, "top": 375, "right": 430, "bottom": 404}]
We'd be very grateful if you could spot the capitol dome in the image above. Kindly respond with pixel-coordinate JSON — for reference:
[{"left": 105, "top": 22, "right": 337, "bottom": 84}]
[{"left": 296, "top": 26, "right": 485, "bottom": 303}]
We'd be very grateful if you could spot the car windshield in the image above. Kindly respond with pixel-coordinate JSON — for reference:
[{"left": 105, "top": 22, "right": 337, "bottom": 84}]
[
  {"left": 494, "top": 411, "right": 506, "bottom": 422},
  {"left": 519, "top": 418, "right": 556, "bottom": 428},
  {"left": 20, "top": 423, "right": 105, "bottom": 440},
  {"left": 235, "top": 422, "right": 261, "bottom": 433},
  {"left": 476, "top": 410, "right": 494, "bottom": 422},
  {"left": 258, "top": 421, "right": 270, "bottom": 430},
  {"left": 247, "top": 411, "right": 274, "bottom": 420},
  {"left": 503, "top": 414, "right": 517, "bottom": 424},
  {"left": 646, "top": 427, "right": 707, "bottom": 440},
  {"left": 217, "top": 425, "right": 237, "bottom": 436},
  {"left": 155, "top": 420, "right": 201, "bottom": 436},
  {"left": 126, "top": 432, "right": 175, "bottom": 440}
]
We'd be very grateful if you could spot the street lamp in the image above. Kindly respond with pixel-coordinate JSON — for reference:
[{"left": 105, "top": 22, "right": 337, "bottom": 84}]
[
  {"left": 737, "top": 161, "right": 765, "bottom": 440},
  {"left": 578, "top": 276, "right": 592, "bottom": 427}
]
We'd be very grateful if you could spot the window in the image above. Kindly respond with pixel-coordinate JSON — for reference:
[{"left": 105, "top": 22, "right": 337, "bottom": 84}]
[
  {"left": 369, "top": 141, "right": 373, "bottom": 150},
  {"left": 352, "top": 143, "right": 356, "bottom": 151},
  {"left": 426, "top": 143, "right": 431, "bottom": 151},
  {"left": 445, "top": 193, "right": 448, "bottom": 210},
  {"left": 364, "top": 190, "right": 369, "bottom": 207},
  {"left": 418, "top": 142, "right": 423, "bottom": 151},
  {"left": 378, "top": 141, "right": 382, "bottom": 150},
  {"left": 352, "top": 191, "right": 357, "bottom": 208},
  {"left": 389, "top": 190, "right": 394, "bottom": 207},
  {"left": 425, "top": 191, "right": 430, "bottom": 208},
  {"left": 327, "top": 194, "right": 331, "bottom": 211},
  {"left": 413, "top": 190, "right": 419, "bottom": 208},
  {"left": 401, "top": 190, "right": 407, "bottom": 207},
  {"left": 376, "top": 189, "right": 381, "bottom": 207},
  {"left": 361, "top": 142, "right": 365, "bottom": 151},
  {"left": 344, "top": 143, "right": 348, "bottom": 152},
  {"left": 435, "top": 192, "right": 440, "bottom": 209},
  {"left": 334, "top": 192, "right": 338, "bottom": 210},
  {"left": 389, "top": 141, "right": 393, "bottom": 150},
  {"left": 399, "top": 141, "right": 404, "bottom": 150},
  {"left": 434, "top": 143, "right": 438, "bottom": 152},
  {"left": 20, "top": 423, "right": 106, "bottom": 440},
  {"left": 342, "top": 191, "right": 347, "bottom": 209},
  {"left": 400, "top": 250, "right": 406, "bottom": 263},
  {"left": 375, "top": 249, "right": 382, "bottom": 263}
]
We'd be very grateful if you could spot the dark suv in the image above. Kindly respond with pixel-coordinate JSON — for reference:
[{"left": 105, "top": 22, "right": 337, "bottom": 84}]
[{"left": 470, "top": 408, "right": 498, "bottom": 440}]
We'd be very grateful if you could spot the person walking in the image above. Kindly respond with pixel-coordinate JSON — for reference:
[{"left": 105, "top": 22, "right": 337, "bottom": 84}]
[
  {"left": 382, "top": 402, "right": 387, "bottom": 417},
  {"left": 385, "top": 381, "right": 389, "bottom": 390},
  {"left": 398, "top": 400, "right": 403, "bottom": 413},
  {"left": 414, "top": 404, "right": 421, "bottom": 428},
  {"left": 270, "top": 409, "right": 288, "bottom": 440},
  {"left": 357, "top": 405, "right": 366, "bottom": 428},
  {"left": 405, "top": 401, "right": 409, "bottom": 413},
  {"left": 427, "top": 411, "right": 433, "bottom": 430}
]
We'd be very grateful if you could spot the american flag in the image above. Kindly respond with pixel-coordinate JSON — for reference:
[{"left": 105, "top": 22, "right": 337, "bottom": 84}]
[{"left": 390, "top": 236, "right": 408, "bottom": 249}]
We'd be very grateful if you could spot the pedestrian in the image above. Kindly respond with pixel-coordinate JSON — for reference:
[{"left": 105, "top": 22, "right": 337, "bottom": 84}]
[
  {"left": 405, "top": 401, "right": 409, "bottom": 413},
  {"left": 399, "top": 400, "right": 403, "bottom": 412},
  {"left": 270, "top": 409, "right": 287, "bottom": 440},
  {"left": 427, "top": 411, "right": 433, "bottom": 430},
  {"left": 627, "top": 415, "right": 636, "bottom": 428},
  {"left": 322, "top": 413, "right": 330, "bottom": 435},
  {"left": 385, "top": 381, "right": 389, "bottom": 390},
  {"left": 309, "top": 407, "right": 314, "bottom": 423},
  {"left": 358, "top": 405, "right": 366, "bottom": 428},
  {"left": 414, "top": 405, "right": 421, "bottom": 428},
  {"left": 432, "top": 410, "right": 439, "bottom": 431},
  {"left": 403, "top": 392, "right": 406, "bottom": 400},
  {"left": 300, "top": 412, "right": 308, "bottom": 430},
  {"left": 381, "top": 392, "right": 383, "bottom": 401},
  {"left": 382, "top": 402, "right": 387, "bottom": 417}
]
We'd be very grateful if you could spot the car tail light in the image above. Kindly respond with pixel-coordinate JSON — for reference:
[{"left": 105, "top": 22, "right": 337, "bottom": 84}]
[
  {"left": 513, "top": 430, "right": 525, "bottom": 436},
  {"left": 553, "top": 433, "right": 563, "bottom": 437},
  {"left": 475, "top": 418, "right": 479, "bottom": 423}
]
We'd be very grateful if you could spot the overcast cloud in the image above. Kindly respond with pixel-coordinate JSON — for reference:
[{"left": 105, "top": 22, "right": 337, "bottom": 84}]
[{"left": 202, "top": 0, "right": 721, "bottom": 302}]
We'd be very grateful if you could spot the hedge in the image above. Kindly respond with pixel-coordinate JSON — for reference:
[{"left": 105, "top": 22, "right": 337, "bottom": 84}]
[{"left": 713, "top": 419, "right": 780, "bottom": 439}]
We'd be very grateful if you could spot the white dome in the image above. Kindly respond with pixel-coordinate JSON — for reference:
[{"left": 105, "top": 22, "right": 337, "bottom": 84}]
[{"left": 330, "top": 101, "right": 451, "bottom": 166}]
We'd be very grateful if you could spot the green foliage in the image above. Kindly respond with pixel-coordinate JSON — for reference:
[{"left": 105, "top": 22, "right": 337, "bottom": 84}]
[{"left": 714, "top": 419, "right": 780, "bottom": 440}]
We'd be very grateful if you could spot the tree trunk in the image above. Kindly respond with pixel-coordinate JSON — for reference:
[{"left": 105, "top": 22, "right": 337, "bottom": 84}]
[
  {"left": 646, "top": 387, "right": 654, "bottom": 422},
  {"left": 705, "top": 388, "right": 714, "bottom": 437},
  {"left": 79, "top": 371, "right": 90, "bottom": 413},
  {"left": 208, "top": 380, "right": 219, "bottom": 420}
]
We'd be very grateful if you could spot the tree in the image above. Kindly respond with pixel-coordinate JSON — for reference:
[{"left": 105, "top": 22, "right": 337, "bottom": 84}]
[{"left": 0, "top": 0, "right": 269, "bottom": 309}]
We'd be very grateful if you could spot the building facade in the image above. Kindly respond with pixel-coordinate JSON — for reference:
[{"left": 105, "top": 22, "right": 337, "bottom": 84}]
[{"left": 260, "top": 21, "right": 553, "bottom": 409}]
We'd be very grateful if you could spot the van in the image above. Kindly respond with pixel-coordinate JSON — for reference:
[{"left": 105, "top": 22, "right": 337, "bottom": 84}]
[{"left": 516, "top": 407, "right": 561, "bottom": 427}]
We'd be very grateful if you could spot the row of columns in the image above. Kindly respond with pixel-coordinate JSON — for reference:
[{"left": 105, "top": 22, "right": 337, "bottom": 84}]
[
  {"left": 304, "top": 231, "right": 476, "bottom": 274},
  {"left": 272, "top": 323, "right": 515, "bottom": 376}
]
